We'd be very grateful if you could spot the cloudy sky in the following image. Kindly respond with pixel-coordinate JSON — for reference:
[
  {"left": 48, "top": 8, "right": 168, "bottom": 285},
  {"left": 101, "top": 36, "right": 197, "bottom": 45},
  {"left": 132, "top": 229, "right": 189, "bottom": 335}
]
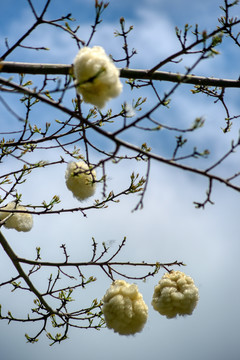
[{"left": 0, "top": 0, "right": 240, "bottom": 359}]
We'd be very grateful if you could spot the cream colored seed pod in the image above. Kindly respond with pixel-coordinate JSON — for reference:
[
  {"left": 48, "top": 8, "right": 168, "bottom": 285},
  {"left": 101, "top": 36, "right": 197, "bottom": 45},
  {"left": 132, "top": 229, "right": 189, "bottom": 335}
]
[
  {"left": 73, "top": 46, "right": 122, "bottom": 108},
  {"left": 151, "top": 271, "right": 199, "bottom": 318},
  {"left": 102, "top": 279, "right": 148, "bottom": 335},
  {"left": 65, "top": 161, "right": 96, "bottom": 201},
  {"left": 0, "top": 202, "right": 33, "bottom": 232}
]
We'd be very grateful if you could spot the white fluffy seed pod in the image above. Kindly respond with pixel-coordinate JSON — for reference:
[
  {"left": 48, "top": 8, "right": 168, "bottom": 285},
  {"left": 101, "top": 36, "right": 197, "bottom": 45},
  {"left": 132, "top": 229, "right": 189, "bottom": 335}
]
[
  {"left": 0, "top": 202, "right": 33, "bottom": 232},
  {"left": 65, "top": 161, "right": 96, "bottom": 201},
  {"left": 73, "top": 46, "right": 123, "bottom": 108},
  {"left": 151, "top": 271, "right": 199, "bottom": 318},
  {"left": 102, "top": 279, "right": 148, "bottom": 335}
]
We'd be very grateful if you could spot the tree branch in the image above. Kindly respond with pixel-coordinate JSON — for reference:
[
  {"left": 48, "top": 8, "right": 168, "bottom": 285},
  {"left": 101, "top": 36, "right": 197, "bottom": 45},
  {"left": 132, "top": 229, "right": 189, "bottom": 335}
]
[
  {"left": 15, "top": 257, "right": 183, "bottom": 269},
  {"left": 0, "top": 75, "right": 240, "bottom": 195},
  {"left": 1, "top": 61, "right": 240, "bottom": 88},
  {"left": 0, "top": 231, "right": 55, "bottom": 315}
]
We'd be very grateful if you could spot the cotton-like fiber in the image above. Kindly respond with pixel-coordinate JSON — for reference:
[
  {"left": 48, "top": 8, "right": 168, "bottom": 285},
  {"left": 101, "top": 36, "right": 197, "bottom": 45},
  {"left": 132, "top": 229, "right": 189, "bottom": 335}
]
[
  {"left": 65, "top": 161, "right": 96, "bottom": 201},
  {"left": 102, "top": 280, "right": 148, "bottom": 335},
  {"left": 151, "top": 271, "right": 199, "bottom": 318},
  {"left": 0, "top": 202, "right": 33, "bottom": 232},
  {"left": 73, "top": 46, "right": 122, "bottom": 108}
]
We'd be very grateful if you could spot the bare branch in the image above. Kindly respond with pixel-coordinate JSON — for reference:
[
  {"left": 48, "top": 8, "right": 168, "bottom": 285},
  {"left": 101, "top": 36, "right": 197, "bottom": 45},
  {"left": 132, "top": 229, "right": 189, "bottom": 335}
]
[
  {"left": 1, "top": 61, "right": 240, "bottom": 87},
  {"left": 0, "top": 231, "right": 55, "bottom": 315},
  {"left": 0, "top": 75, "right": 239, "bottom": 196}
]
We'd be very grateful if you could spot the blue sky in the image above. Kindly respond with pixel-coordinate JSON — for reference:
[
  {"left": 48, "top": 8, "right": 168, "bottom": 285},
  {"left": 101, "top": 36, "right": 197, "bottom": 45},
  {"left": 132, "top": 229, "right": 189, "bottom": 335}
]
[{"left": 0, "top": 1, "right": 240, "bottom": 360}]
